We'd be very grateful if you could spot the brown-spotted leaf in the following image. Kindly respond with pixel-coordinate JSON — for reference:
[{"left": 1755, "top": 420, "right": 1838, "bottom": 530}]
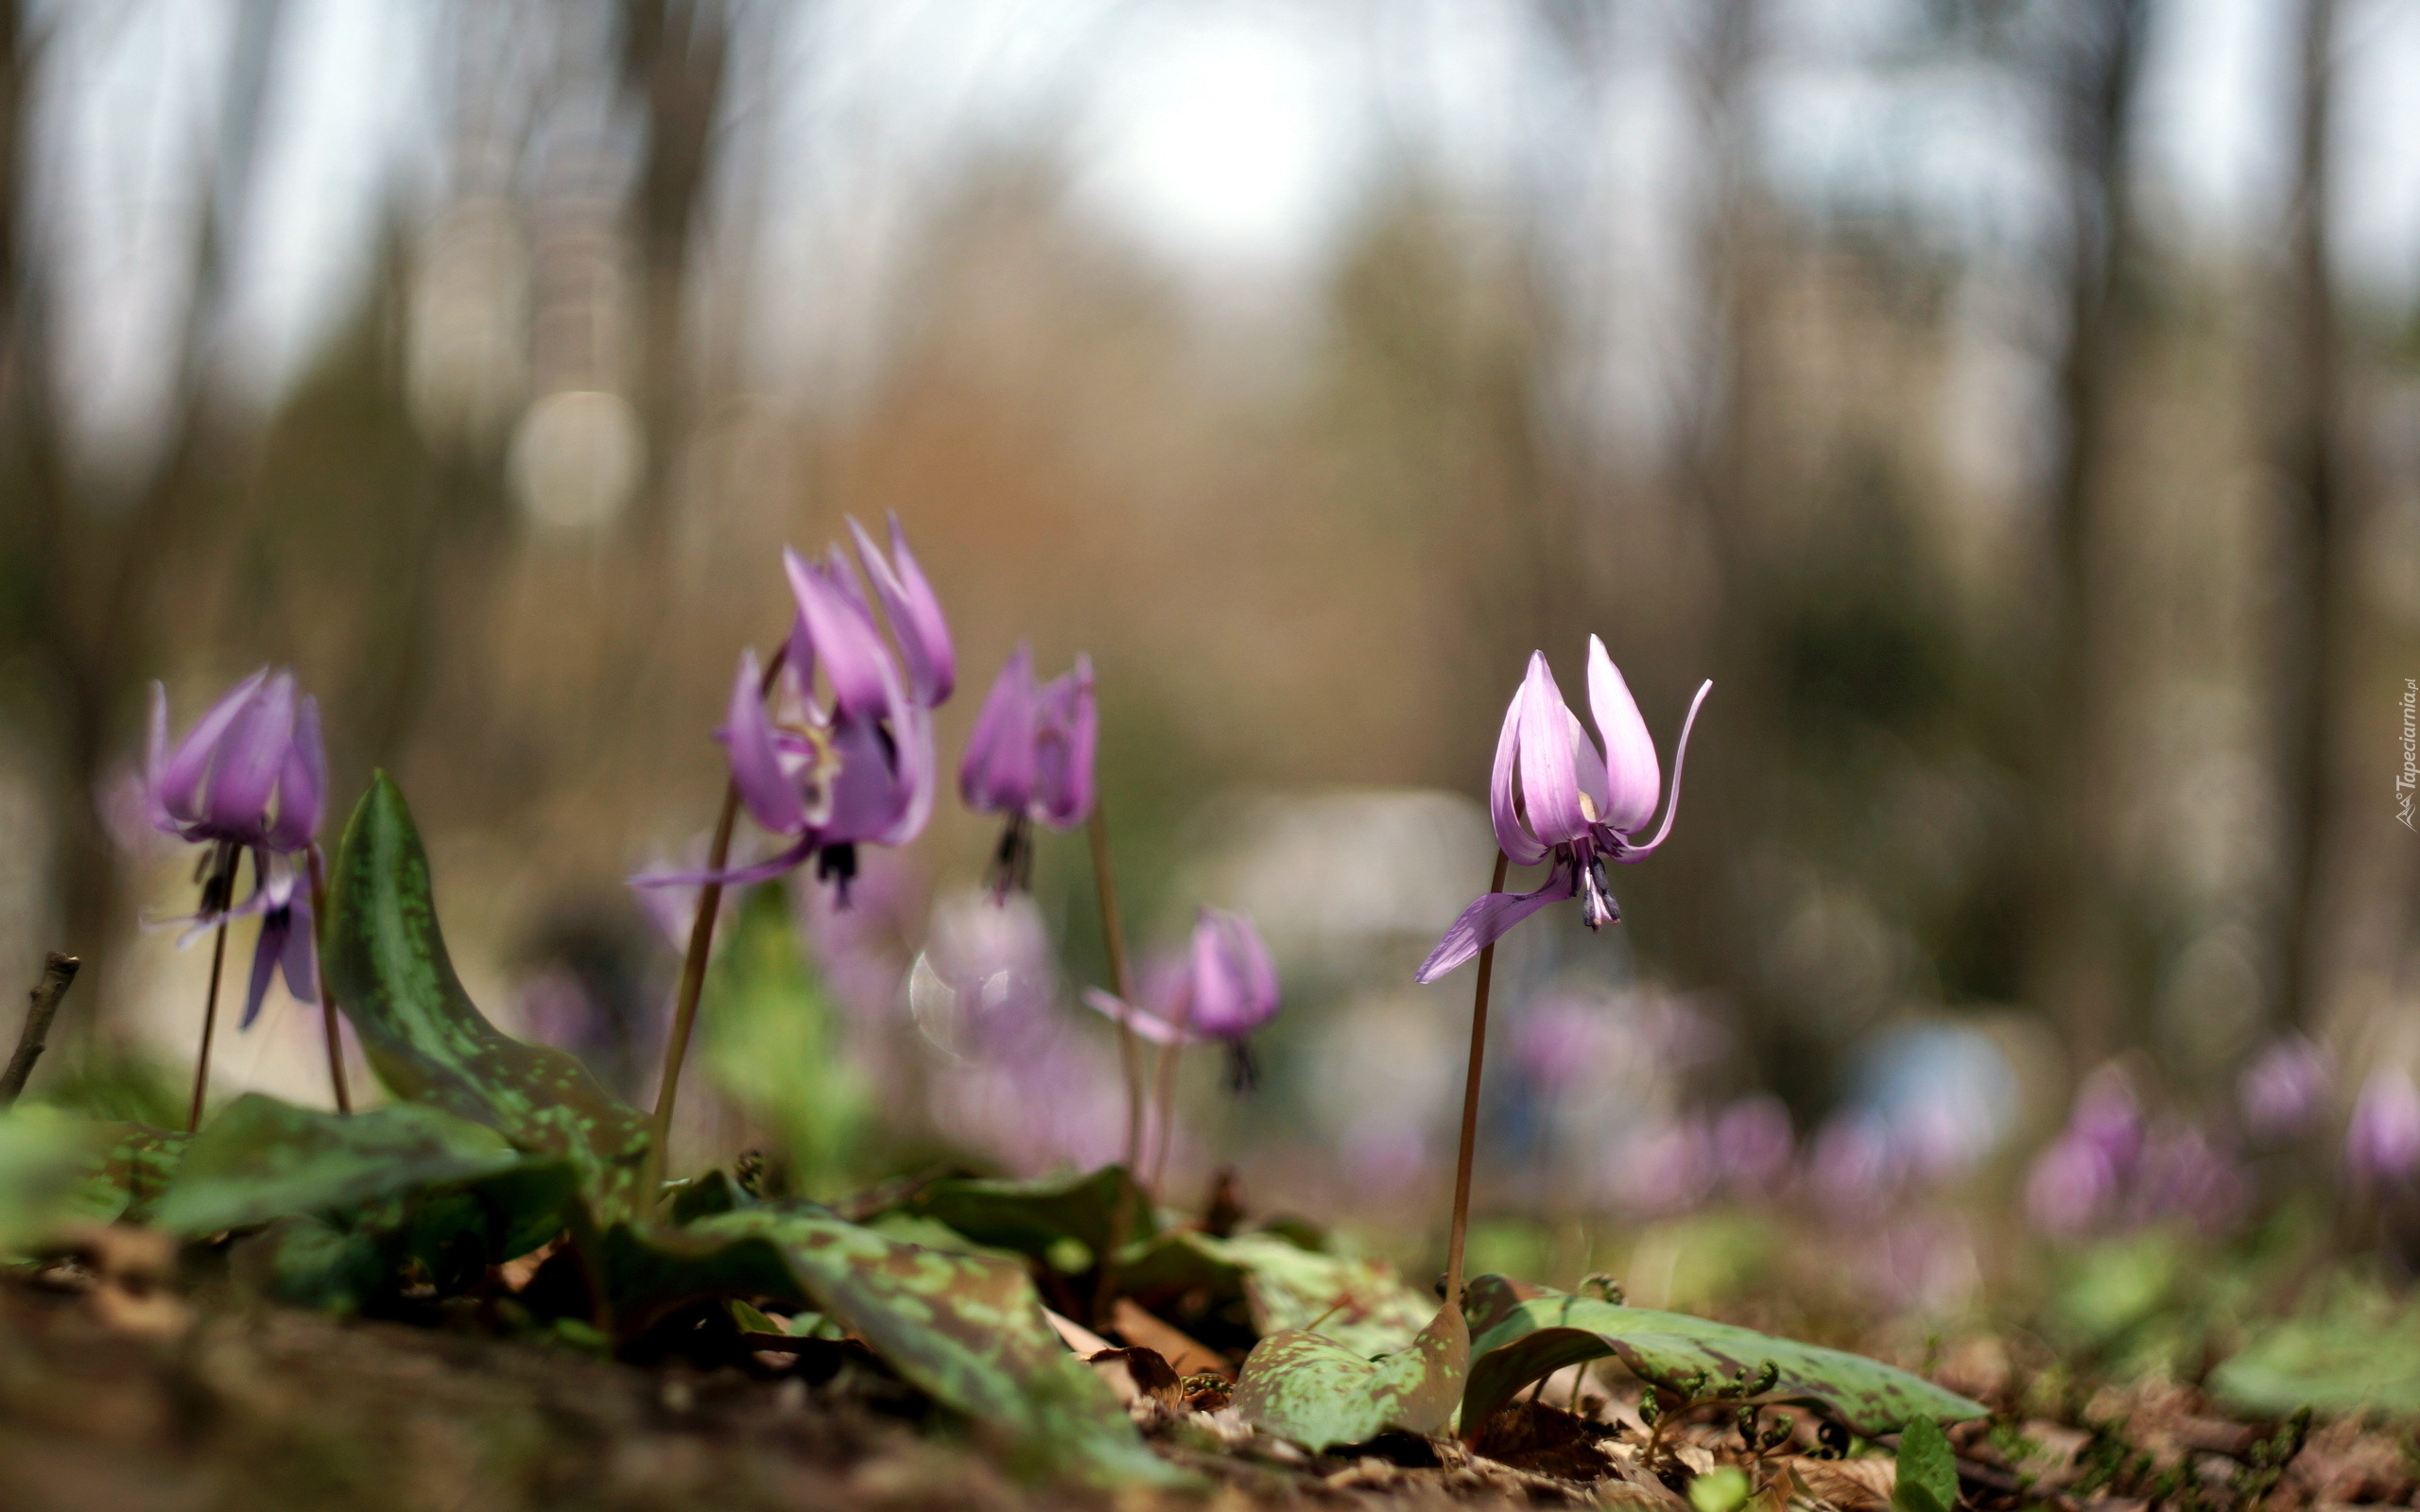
[
  {"left": 1232, "top": 1300, "right": 1470, "bottom": 1450},
  {"left": 603, "top": 1203, "right": 1183, "bottom": 1486},
  {"left": 1114, "top": 1228, "right": 1434, "bottom": 1357},
  {"left": 323, "top": 774, "right": 651, "bottom": 1222},
  {"left": 890, "top": 1164, "right": 1158, "bottom": 1263},
  {"left": 1461, "top": 1275, "right": 1985, "bottom": 1437},
  {"left": 152, "top": 1093, "right": 527, "bottom": 1236}
]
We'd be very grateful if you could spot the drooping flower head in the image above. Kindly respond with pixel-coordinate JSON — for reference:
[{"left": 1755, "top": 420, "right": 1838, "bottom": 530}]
[
  {"left": 960, "top": 644, "right": 1098, "bottom": 896},
  {"left": 639, "top": 514, "right": 953, "bottom": 902},
  {"left": 1416, "top": 639, "right": 1710, "bottom": 983},
  {"left": 1085, "top": 908, "right": 1280, "bottom": 1085},
  {"left": 140, "top": 668, "right": 327, "bottom": 1029}
]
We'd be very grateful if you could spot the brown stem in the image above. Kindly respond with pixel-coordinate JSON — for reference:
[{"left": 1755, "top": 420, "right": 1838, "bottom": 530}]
[
  {"left": 185, "top": 844, "right": 241, "bottom": 1134},
  {"left": 307, "top": 847, "right": 350, "bottom": 1114},
  {"left": 1087, "top": 803, "right": 1142, "bottom": 1169},
  {"left": 648, "top": 639, "right": 789, "bottom": 1193},
  {"left": 0, "top": 954, "right": 81, "bottom": 1106},
  {"left": 1147, "top": 975, "right": 1198, "bottom": 1198},
  {"left": 1443, "top": 849, "right": 1511, "bottom": 1308}
]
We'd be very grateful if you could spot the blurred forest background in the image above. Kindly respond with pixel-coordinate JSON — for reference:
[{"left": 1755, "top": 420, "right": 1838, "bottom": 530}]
[{"left": 3, "top": 0, "right": 2419, "bottom": 1296}]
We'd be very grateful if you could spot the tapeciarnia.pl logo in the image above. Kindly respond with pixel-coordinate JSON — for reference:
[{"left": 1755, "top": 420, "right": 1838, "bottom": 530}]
[{"left": 2400, "top": 679, "right": 2417, "bottom": 832}]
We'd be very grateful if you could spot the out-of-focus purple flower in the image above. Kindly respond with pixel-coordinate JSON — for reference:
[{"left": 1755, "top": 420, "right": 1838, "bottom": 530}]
[
  {"left": 795, "top": 851, "right": 924, "bottom": 1027},
  {"left": 1808, "top": 1111, "right": 1903, "bottom": 1216},
  {"left": 1416, "top": 641, "right": 1709, "bottom": 983},
  {"left": 144, "top": 669, "right": 325, "bottom": 853},
  {"left": 1714, "top": 1095, "right": 1794, "bottom": 1193},
  {"left": 635, "top": 519, "right": 951, "bottom": 902},
  {"left": 2240, "top": 1036, "right": 2332, "bottom": 1141},
  {"left": 1083, "top": 908, "right": 1280, "bottom": 1047},
  {"left": 2025, "top": 1132, "right": 2118, "bottom": 1234},
  {"left": 912, "top": 890, "right": 1060, "bottom": 1058},
  {"left": 1512, "top": 996, "right": 1618, "bottom": 1096},
  {"left": 140, "top": 669, "right": 328, "bottom": 1030},
  {"left": 2346, "top": 1067, "right": 2420, "bottom": 1189},
  {"left": 2068, "top": 1064, "right": 2145, "bottom": 1180},
  {"left": 960, "top": 645, "right": 1097, "bottom": 895},
  {"left": 929, "top": 1030, "right": 1127, "bottom": 1176},
  {"left": 2129, "top": 1122, "right": 2248, "bottom": 1234},
  {"left": 1607, "top": 1116, "right": 1717, "bottom": 1214}
]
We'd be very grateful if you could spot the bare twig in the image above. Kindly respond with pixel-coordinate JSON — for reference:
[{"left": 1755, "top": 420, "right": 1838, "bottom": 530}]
[{"left": 0, "top": 953, "right": 80, "bottom": 1106}]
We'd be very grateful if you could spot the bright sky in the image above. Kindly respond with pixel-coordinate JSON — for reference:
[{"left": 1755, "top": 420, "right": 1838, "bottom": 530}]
[{"left": 30, "top": 0, "right": 2420, "bottom": 471}]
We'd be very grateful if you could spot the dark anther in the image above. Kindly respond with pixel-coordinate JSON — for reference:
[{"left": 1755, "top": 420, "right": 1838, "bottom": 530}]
[{"left": 816, "top": 843, "right": 859, "bottom": 904}]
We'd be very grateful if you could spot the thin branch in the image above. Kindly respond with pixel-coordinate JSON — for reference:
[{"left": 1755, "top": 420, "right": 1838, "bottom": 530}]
[{"left": 0, "top": 953, "right": 79, "bottom": 1106}]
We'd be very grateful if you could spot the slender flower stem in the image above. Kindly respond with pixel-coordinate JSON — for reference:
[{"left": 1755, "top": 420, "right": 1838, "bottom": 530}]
[
  {"left": 1086, "top": 803, "right": 1143, "bottom": 1170},
  {"left": 1147, "top": 989, "right": 1198, "bottom": 1198},
  {"left": 185, "top": 842, "right": 241, "bottom": 1134},
  {"left": 648, "top": 640, "right": 790, "bottom": 1194},
  {"left": 1443, "top": 849, "right": 1511, "bottom": 1308},
  {"left": 307, "top": 848, "right": 350, "bottom": 1114}
]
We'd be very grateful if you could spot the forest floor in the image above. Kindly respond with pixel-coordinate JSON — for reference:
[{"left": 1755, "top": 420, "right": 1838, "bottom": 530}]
[{"left": 6, "top": 1245, "right": 2414, "bottom": 1512}]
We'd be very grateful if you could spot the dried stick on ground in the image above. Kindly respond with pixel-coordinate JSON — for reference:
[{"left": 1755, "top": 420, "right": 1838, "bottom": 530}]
[{"left": 0, "top": 954, "right": 80, "bottom": 1106}]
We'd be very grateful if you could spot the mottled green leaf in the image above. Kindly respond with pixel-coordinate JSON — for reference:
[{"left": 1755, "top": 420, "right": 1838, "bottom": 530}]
[
  {"left": 1462, "top": 1276, "right": 1985, "bottom": 1436},
  {"left": 91, "top": 1121, "right": 189, "bottom": 1224},
  {"left": 324, "top": 774, "right": 651, "bottom": 1221},
  {"left": 1232, "top": 1301, "right": 1470, "bottom": 1450},
  {"left": 1893, "top": 1414, "right": 1958, "bottom": 1512},
  {"left": 604, "top": 1203, "right": 1181, "bottom": 1486},
  {"left": 1115, "top": 1228, "right": 1433, "bottom": 1357},
  {"left": 153, "top": 1093, "right": 526, "bottom": 1235},
  {"left": 894, "top": 1164, "right": 1158, "bottom": 1263},
  {"left": 227, "top": 1214, "right": 392, "bottom": 1312}
]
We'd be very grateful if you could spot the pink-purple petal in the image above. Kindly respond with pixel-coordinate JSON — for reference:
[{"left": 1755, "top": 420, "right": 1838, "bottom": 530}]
[
  {"left": 1514, "top": 654, "right": 1588, "bottom": 848},
  {"left": 1412, "top": 863, "right": 1574, "bottom": 984},
  {"left": 784, "top": 547, "right": 893, "bottom": 720},
  {"left": 725, "top": 649, "right": 811, "bottom": 837},
  {"left": 631, "top": 833, "right": 821, "bottom": 889},
  {"left": 1487, "top": 676, "right": 1548, "bottom": 867},
  {"left": 959, "top": 644, "right": 1038, "bottom": 816},
  {"left": 1033, "top": 654, "right": 1097, "bottom": 830},
  {"left": 155, "top": 669, "right": 268, "bottom": 827},
  {"left": 266, "top": 696, "right": 326, "bottom": 851},
  {"left": 851, "top": 514, "right": 957, "bottom": 707},
  {"left": 1586, "top": 636, "right": 1661, "bottom": 833},
  {"left": 1616, "top": 677, "right": 1712, "bottom": 858}
]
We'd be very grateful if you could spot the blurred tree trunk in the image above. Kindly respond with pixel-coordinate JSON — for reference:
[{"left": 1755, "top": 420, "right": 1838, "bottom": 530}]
[
  {"left": 0, "top": 0, "right": 285, "bottom": 1009},
  {"left": 2272, "top": 0, "right": 2350, "bottom": 1036},
  {"left": 2024, "top": 0, "right": 2149, "bottom": 1074},
  {"left": 621, "top": 0, "right": 729, "bottom": 541}
]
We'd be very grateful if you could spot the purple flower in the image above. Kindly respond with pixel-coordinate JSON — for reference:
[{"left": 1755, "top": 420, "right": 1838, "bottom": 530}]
[
  {"left": 914, "top": 890, "right": 1061, "bottom": 1058},
  {"left": 2128, "top": 1122, "right": 2247, "bottom": 1234},
  {"left": 1083, "top": 908, "right": 1280, "bottom": 1046},
  {"left": 141, "top": 669, "right": 327, "bottom": 1030},
  {"left": 144, "top": 669, "right": 324, "bottom": 853},
  {"left": 1808, "top": 1110, "right": 1903, "bottom": 1216},
  {"left": 2024, "top": 1132, "right": 2118, "bottom": 1234},
  {"left": 1415, "top": 640, "right": 1709, "bottom": 983},
  {"left": 1713, "top": 1095, "right": 1795, "bottom": 1193},
  {"left": 2240, "top": 1036, "right": 2332, "bottom": 1141},
  {"left": 2346, "top": 1067, "right": 2420, "bottom": 1189},
  {"left": 637, "top": 518, "right": 952, "bottom": 902},
  {"left": 960, "top": 645, "right": 1097, "bottom": 894},
  {"left": 2067, "top": 1064, "right": 2145, "bottom": 1179}
]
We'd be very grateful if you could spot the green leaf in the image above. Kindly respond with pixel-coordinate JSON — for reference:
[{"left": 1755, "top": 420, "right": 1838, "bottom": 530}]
[
  {"left": 227, "top": 1215, "right": 393, "bottom": 1312},
  {"left": 2211, "top": 1290, "right": 2420, "bottom": 1417},
  {"left": 1692, "top": 1465, "right": 1754, "bottom": 1512},
  {"left": 1893, "top": 1414, "right": 1959, "bottom": 1512},
  {"left": 153, "top": 1093, "right": 527, "bottom": 1235},
  {"left": 1461, "top": 1276, "right": 1986, "bottom": 1437},
  {"left": 602, "top": 1202, "right": 1182, "bottom": 1486},
  {"left": 893, "top": 1164, "right": 1158, "bottom": 1263},
  {"left": 323, "top": 774, "right": 652, "bottom": 1221},
  {"left": 1114, "top": 1228, "right": 1435, "bottom": 1358},
  {"left": 702, "top": 888, "right": 874, "bottom": 1196},
  {"left": 0, "top": 1107, "right": 115, "bottom": 1249},
  {"left": 1231, "top": 1301, "right": 1470, "bottom": 1450},
  {"left": 90, "top": 1121, "right": 189, "bottom": 1224}
]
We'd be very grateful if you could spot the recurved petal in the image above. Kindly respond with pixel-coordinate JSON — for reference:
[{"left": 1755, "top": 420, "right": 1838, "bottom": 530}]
[
  {"left": 1412, "top": 863, "right": 1574, "bottom": 984},
  {"left": 631, "top": 833, "right": 821, "bottom": 889},
  {"left": 206, "top": 671, "right": 298, "bottom": 837},
  {"left": 1488, "top": 671, "right": 1549, "bottom": 867},
  {"left": 156, "top": 669, "right": 268, "bottom": 826},
  {"left": 959, "top": 645, "right": 1038, "bottom": 816},
  {"left": 242, "top": 907, "right": 289, "bottom": 1029},
  {"left": 785, "top": 547, "right": 894, "bottom": 720},
  {"left": 1032, "top": 654, "right": 1097, "bottom": 829},
  {"left": 1081, "top": 987, "right": 1185, "bottom": 1045},
  {"left": 1616, "top": 678, "right": 1712, "bottom": 860},
  {"left": 872, "top": 678, "right": 938, "bottom": 848},
  {"left": 1586, "top": 636, "right": 1660, "bottom": 833},
  {"left": 1191, "top": 909, "right": 1277, "bottom": 1037},
  {"left": 266, "top": 696, "right": 326, "bottom": 852},
  {"left": 282, "top": 892, "right": 319, "bottom": 1007},
  {"left": 851, "top": 514, "right": 957, "bottom": 707},
  {"left": 142, "top": 683, "right": 178, "bottom": 833},
  {"left": 725, "top": 649, "right": 811, "bottom": 836},
  {"left": 1515, "top": 653, "right": 1589, "bottom": 847}
]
